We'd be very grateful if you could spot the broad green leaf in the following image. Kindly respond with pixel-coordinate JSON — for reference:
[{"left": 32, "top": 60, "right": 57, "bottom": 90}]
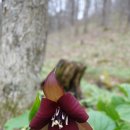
[
  {"left": 4, "top": 111, "right": 29, "bottom": 130},
  {"left": 115, "top": 123, "right": 130, "bottom": 130},
  {"left": 29, "top": 91, "right": 43, "bottom": 121},
  {"left": 111, "top": 96, "right": 126, "bottom": 107},
  {"left": 97, "top": 100, "right": 105, "bottom": 110},
  {"left": 116, "top": 104, "right": 130, "bottom": 122},
  {"left": 97, "top": 100, "right": 120, "bottom": 120},
  {"left": 88, "top": 110, "right": 116, "bottom": 130},
  {"left": 81, "top": 81, "right": 116, "bottom": 107},
  {"left": 119, "top": 84, "right": 130, "bottom": 101}
]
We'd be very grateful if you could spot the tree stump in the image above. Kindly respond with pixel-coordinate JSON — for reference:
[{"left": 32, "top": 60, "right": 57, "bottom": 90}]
[{"left": 55, "top": 59, "right": 86, "bottom": 99}]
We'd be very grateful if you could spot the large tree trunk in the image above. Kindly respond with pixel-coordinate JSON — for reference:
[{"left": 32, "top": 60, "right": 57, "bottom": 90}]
[
  {"left": 0, "top": 2, "right": 2, "bottom": 39},
  {"left": 0, "top": 0, "right": 48, "bottom": 109},
  {"left": 101, "top": 0, "right": 112, "bottom": 30}
]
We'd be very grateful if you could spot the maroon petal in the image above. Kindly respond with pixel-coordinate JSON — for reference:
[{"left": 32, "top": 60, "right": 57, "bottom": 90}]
[
  {"left": 48, "top": 121, "right": 78, "bottom": 130},
  {"left": 29, "top": 98, "right": 57, "bottom": 130},
  {"left": 41, "top": 125, "right": 48, "bottom": 130},
  {"left": 57, "top": 93, "right": 89, "bottom": 123},
  {"left": 78, "top": 122, "right": 93, "bottom": 130},
  {"left": 41, "top": 71, "right": 64, "bottom": 102}
]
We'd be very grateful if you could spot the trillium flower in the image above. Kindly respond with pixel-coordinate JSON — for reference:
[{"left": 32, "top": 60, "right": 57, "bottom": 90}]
[{"left": 29, "top": 71, "right": 93, "bottom": 130}]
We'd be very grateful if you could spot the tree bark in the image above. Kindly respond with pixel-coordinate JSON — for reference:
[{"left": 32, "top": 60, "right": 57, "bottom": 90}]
[
  {"left": 83, "top": 0, "right": 90, "bottom": 33},
  {"left": 0, "top": 0, "right": 48, "bottom": 108},
  {"left": 0, "top": 2, "right": 2, "bottom": 39},
  {"left": 101, "top": 0, "right": 112, "bottom": 30},
  {"left": 66, "top": 0, "right": 78, "bottom": 26},
  {"left": 127, "top": 0, "right": 130, "bottom": 28}
]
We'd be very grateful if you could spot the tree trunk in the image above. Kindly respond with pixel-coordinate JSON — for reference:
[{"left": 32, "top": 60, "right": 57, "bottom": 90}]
[
  {"left": 0, "top": 0, "right": 48, "bottom": 108},
  {"left": 0, "top": 2, "right": 2, "bottom": 39},
  {"left": 66, "top": 0, "right": 78, "bottom": 26},
  {"left": 127, "top": 0, "right": 130, "bottom": 28},
  {"left": 101, "top": 0, "right": 112, "bottom": 30},
  {"left": 83, "top": 0, "right": 90, "bottom": 33}
]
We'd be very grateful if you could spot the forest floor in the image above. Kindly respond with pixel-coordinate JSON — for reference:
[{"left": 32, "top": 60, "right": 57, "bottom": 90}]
[{"left": 42, "top": 25, "right": 130, "bottom": 87}]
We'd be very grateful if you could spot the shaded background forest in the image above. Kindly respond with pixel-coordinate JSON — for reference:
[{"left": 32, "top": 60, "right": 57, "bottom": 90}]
[
  {"left": 45, "top": 0, "right": 130, "bottom": 84},
  {"left": 1, "top": 0, "right": 130, "bottom": 129}
]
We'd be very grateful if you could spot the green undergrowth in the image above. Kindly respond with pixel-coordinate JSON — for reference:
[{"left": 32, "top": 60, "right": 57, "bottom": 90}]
[
  {"left": 81, "top": 82, "right": 130, "bottom": 130},
  {"left": 4, "top": 81, "right": 130, "bottom": 130}
]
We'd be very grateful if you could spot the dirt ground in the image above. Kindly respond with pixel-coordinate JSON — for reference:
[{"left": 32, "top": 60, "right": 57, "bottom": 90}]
[{"left": 43, "top": 26, "right": 130, "bottom": 82}]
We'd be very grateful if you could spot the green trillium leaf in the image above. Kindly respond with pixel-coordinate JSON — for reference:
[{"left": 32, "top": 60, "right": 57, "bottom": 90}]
[
  {"left": 116, "top": 104, "right": 130, "bottom": 122},
  {"left": 111, "top": 96, "right": 126, "bottom": 107},
  {"left": 4, "top": 111, "right": 29, "bottom": 130},
  {"left": 97, "top": 100, "right": 120, "bottom": 120},
  {"left": 119, "top": 84, "right": 130, "bottom": 101},
  {"left": 115, "top": 122, "right": 130, "bottom": 130},
  {"left": 88, "top": 110, "right": 116, "bottom": 130},
  {"left": 29, "top": 91, "right": 43, "bottom": 121}
]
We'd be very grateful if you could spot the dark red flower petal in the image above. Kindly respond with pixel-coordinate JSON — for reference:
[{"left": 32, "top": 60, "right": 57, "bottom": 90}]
[
  {"left": 29, "top": 98, "right": 57, "bottom": 130},
  {"left": 41, "top": 125, "right": 48, "bottom": 130},
  {"left": 48, "top": 120, "right": 78, "bottom": 130},
  {"left": 41, "top": 71, "right": 64, "bottom": 102},
  {"left": 78, "top": 122, "right": 93, "bottom": 130},
  {"left": 57, "top": 93, "right": 89, "bottom": 123}
]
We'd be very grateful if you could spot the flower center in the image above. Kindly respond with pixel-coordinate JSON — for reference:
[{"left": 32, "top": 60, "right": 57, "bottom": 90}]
[{"left": 51, "top": 107, "right": 68, "bottom": 129}]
